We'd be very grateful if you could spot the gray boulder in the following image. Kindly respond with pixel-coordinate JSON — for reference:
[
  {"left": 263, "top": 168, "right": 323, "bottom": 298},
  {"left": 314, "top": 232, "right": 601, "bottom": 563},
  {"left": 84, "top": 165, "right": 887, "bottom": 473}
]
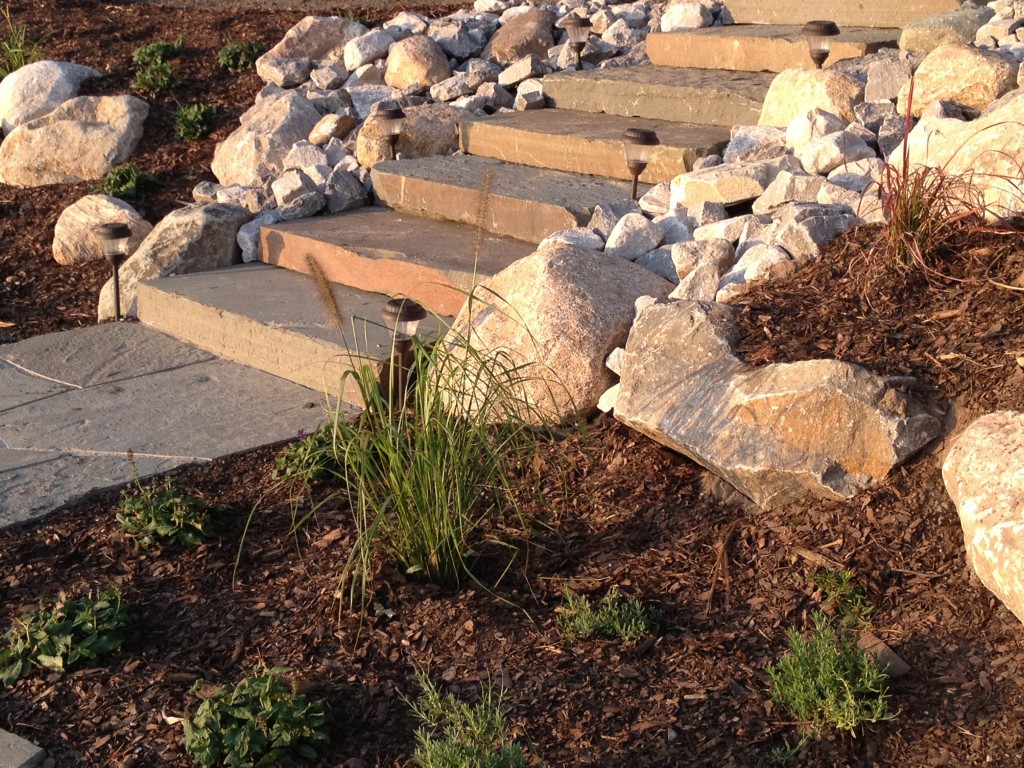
[{"left": 0, "top": 60, "right": 101, "bottom": 134}]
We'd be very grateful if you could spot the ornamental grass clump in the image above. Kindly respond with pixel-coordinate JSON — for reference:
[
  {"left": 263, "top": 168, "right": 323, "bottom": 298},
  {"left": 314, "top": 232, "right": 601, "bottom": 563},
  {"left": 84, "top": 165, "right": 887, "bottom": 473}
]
[
  {"left": 0, "top": 4, "right": 42, "bottom": 78},
  {"left": 184, "top": 665, "right": 327, "bottom": 768},
  {"left": 408, "top": 671, "right": 542, "bottom": 768},
  {"left": 0, "top": 587, "right": 128, "bottom": 685}
]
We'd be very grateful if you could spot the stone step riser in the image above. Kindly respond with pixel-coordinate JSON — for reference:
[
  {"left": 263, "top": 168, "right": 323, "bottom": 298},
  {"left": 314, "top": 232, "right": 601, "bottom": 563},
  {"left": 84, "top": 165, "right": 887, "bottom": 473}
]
[
  {"left": 460, "top": 110, "right": 729, "bottom": 182},
  {"left": 259, "top": 209, "right": 533, "bottom": 317},
  {"left": 720, "top": 0, "right": 958, "bottom": 27},
  {"left": 541, "top": 66, "right": 771, "bottom": 128},
  {"left": 647, "top": 27, "right": 898, "bottom": 73}
]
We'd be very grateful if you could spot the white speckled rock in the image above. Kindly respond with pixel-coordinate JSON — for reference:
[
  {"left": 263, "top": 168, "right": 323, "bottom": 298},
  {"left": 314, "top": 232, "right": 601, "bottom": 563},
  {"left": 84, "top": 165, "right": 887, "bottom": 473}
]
[{"left": 605, "top": 212, "right": 666, "bottom": 260}]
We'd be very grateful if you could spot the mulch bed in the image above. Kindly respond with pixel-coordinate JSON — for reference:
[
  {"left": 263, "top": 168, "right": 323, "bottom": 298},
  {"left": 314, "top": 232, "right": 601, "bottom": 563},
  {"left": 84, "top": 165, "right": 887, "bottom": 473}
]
[{"left": 3, "top": 1, "right": 1024, "bottom": 766}]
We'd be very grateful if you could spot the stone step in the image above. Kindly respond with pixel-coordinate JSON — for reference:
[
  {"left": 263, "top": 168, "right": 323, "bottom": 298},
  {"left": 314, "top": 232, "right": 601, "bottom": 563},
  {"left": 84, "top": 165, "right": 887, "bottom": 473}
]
[
  {"left": 719, "top": 0, "right": 957, "bottom": 28},
  {"left": 459, "top": 109, "right": 729, "bottom": 183},
  {"left": 259, "top": 208, "right": 534, "bottom": 317},
  {"left": 648, "top": 26, "right": 899, "bottom": 73},
  {"left": 541, "top": 66, "right": 772, "bottom": 127},
  {"left": 136, "top": 263, "right": 442, "bottom": 405},
  {"left": 371, "top": 155, "right": 645, "bottom": 244}
]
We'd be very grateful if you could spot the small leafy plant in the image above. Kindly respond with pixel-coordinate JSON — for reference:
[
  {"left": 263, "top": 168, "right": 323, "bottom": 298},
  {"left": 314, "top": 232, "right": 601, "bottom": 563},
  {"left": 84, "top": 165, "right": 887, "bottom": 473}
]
[
  {"left": 557, "top": 585, "right": 659, "bottom": 644},
  {"left": 117, "top": 476, "right": 210, "bottom": 549},
  {"left": 175, "top": 103, "right": 219, "bottom": 141},
  {"left": 809, "top": 569, "right": 873, "bottom": 628},
  {"left": 217, "top": 39, "right": 264, "bottom": 72},
  {"left": 132, "top": 35, "right": 185, "bottom": 67},
  {"left": 273, "top": 425, "right": 340, "bottom": 485},
  {"left": 0, "top": 4, "right": 42, "bottom": 78},
  {"left": 99, "top": 163, "right": 159, "bottom": 199},
  {"left": 184, "top": 665, "right": 328, "bottom": 768},
  {"left": 131, "top": 59, "right": 179, "bottom": 98},
  {"left": 408, "top": 671, "right": 541, "bottom": 768},
  {"left": 767, "top": 611, "right": 892, "bottom": 738},
  {"left": 0, "top": 587, "right": 129, "bottom": 685}
]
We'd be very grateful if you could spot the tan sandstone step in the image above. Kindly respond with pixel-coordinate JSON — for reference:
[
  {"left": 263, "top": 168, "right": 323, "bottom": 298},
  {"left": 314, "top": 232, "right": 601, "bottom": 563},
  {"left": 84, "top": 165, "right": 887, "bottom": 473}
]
[
  {"left": 371, "top": 155, "right": 645, "bottom": 244},
  {"left": 136, "top": 263, "right": 442, "bottom": 404},
  {"left": 541, "top": 66, "right": 772, "bottom": 127},
  {"left": 718, "top": 0, "right": 958, "bottom": 28},
  {"left": 259, "top": 208, "right": 534, "bottom": 317},
  {"left": 648, "top": 26, "right": 899, "bottom": 73},
  {"left": 459, "top": 109, "right": 729, "bottom": 183}
]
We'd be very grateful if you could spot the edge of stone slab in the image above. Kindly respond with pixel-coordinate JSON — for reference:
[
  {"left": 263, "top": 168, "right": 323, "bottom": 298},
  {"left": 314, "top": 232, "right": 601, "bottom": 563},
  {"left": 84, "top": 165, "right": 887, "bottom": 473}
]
[{"left": 0, "top": 728, "right": 45, "bottom": 768}]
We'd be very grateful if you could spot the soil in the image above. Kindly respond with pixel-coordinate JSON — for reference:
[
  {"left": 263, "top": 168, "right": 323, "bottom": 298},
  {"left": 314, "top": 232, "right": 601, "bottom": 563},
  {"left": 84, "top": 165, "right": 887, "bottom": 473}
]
[{"left": 3, "top": 2, "right": 1024, "bottom": 767}]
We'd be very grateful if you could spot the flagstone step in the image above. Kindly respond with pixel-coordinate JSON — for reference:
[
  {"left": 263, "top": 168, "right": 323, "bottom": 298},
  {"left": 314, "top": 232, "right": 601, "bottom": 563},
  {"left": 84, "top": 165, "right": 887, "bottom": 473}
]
[
  {"left": 648, "top": 26, "right": 899, "bottom": 73},
  {"left": 720, "top": 0, "right": 958, "bottom": 28},
  {"left": 371, "top": 155, "right": 646, "bottom": 244},
  {"left": 459, "top": 109, "right": 729, "bottom": 183},
  {"left": 541, "top": 66, "right": 772, "bottom": 127},
  {"left": 259, "top": 208, "right": 533, "bottom": 317},
  {"left": 136, "top": 263, "right": 442, "bottom": 404}
]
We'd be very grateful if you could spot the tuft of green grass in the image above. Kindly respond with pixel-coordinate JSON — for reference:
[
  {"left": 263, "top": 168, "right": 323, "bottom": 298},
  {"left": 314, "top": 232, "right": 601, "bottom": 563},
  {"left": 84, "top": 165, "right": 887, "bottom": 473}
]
[
  {"left": 809, "top": 569, "right": 873, "bottom": 628},
  {"left": 175, "top": 103, "right": 219, "bottom": 141},
  {"left": 557, "top": 585, "right": 659, "bottom": 644},
  {"left": 0, "top": 587, "right": 129, "bottom": 685},
  {"left": 767, "top": 611, "right": 892, "bottom": 738},
  {"left": 132, "top": 35, "right": 185, "bottom": 67},
  {"left": 184, "top": 665, "right": 328, "bottom": 768},
  {"left": 407, "top": 671, "right": 542, "bottom": 768},
  {"left": 117, "top": 475, "right": 210, "bottom": 550},
  {"left": 98, "top": 163, "right": 159, "bottom": 199},
  {"left": 217, "top": 39, "right": 264, "bottom": 72},
  {"left": 0, "top": 5, "right": 42, "bottom": 78}
]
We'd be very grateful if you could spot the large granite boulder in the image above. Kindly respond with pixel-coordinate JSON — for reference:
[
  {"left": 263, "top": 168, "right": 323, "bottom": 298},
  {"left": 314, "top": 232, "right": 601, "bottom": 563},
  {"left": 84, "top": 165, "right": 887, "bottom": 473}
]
[
  {"left": 384, "top": 34, "right": 452, "bottom": 90},
  {"left": 759, "top": 69, "right": 864, "bottom": 127},
  {"left": 53, "top": 195, "right": 152, "bottom": 266},
  {"left": 97, "top": 204, "right": 252, "bottom": 321},
  {"left": 0, "top": 60, "right": 101, "bottom": 134},
  {"left": 255, "top": 16, "right": 367, "bottom": 87},
  {"left": 481, "top": 8, "right": 556, "bottom": 65},
  {"left": 0, "top": 95, "right": 148, "bottom": 186},
  {"left": 899, "top": 6, "right": 995, "bottom": 53},
  {"left": 943, "top": 411, "right": 1024, "bottom": 624},
  {"left": 613, "top": 301, "right": 942, "bottom": 508},
  {"left": 896, "top": 43, "right": 1018, "bottom": 117},
  {"left": 211, "top": 90, "right": 322, "bottom": 186},
  {"left": 441, "top": 241, "right": 673, "bottom": 424}
]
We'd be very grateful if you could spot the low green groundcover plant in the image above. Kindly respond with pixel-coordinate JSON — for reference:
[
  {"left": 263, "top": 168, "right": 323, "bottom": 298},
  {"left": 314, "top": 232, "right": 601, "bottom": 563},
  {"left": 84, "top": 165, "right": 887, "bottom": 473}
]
[
  {"left": 409, "top": 671, "right": 541, "bottom": 768},
  {"left": 809, "top": 568, "right": 874, "bottom": 628},
  {"left": 272, "top": 424, "right": 340, "bottom": 485},
  {"left": 175, "top": 103, "right": 219, "bottom": 141},
  {"left": 132, "top": 35, "right": 185, "bottom": 67},
  {"left": 184, "top": 665, "right": 328, "bottom": 768},
  {"left": 767, "top": 611, "right": 892, "bottom": 738},
  {"left": 131, "top": 59, "right": 179, "bottom": 98},
  {"left": 0, "top": 586, "right": 128, "bottom": 685},
  {"left": 557, "top": 585, "right": 659, "bottom": 644},
  {"left": 117, "top": 475, "right": 209, "bottom": 549},
  {"left": 99, "top": 163, "right": 158, "bottom": 199},
  {"left": 217, "top": 39, "right": 264, "bottom": 72}
]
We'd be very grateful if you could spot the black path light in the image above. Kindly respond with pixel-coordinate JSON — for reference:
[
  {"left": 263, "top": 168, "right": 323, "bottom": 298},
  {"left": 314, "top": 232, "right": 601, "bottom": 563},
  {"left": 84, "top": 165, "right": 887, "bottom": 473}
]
[
  {"left": 623, "top": 128, "right": 660, "bottom": 201},
  {"left": 94, "top": 222, "right": 131, "bottom": 321},
  {"left": 380, "top": 297, "right": 427, "bottom": 407},
  {"left": 562, "top": 15, "right": 592, "bottom": 71},
  {"left": 801, "top": 20, "right": 841, "bottom": 70},
  {"left": 376, "top": 105, "right": 406, "bottom": 161}
]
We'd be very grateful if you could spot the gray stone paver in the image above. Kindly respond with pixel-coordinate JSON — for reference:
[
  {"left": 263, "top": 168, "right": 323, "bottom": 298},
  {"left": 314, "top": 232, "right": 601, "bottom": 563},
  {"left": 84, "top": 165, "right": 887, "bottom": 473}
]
[
  {"left": 0, "top": 324, "right": 332, "bottom": 530},
  {"left": 0, "top": 727, "right": 44, "bottom": 768}
]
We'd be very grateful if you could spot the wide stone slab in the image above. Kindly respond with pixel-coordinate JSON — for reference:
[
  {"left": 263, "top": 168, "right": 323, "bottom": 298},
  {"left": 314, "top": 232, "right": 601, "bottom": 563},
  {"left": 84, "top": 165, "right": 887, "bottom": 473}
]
[
  {"left": 717, "top": 0, "right": 959, "bottom": 28},
  {"left": 541, "top": 66, "right": 772, "bottom": 127},
  {"left": 0, "top": 360, "right": 70, "bottom": 412},
  {"left": 460, "top": 109, "right": 729, "bottom": 183},
  {"left": 371, "top": 155, "right": 645, "bottom": 243},
  {"left": 648, "top": 26, "right": 898, "bottom": 73},
  {"left": 259, "top": 208, "right": 534, "bottom": 317},
  {"left": 136, "top": 263, "right": 441, "bottom": 402},
  {"left": 0, "top": 727, "right": 44, "bottom": 768}
]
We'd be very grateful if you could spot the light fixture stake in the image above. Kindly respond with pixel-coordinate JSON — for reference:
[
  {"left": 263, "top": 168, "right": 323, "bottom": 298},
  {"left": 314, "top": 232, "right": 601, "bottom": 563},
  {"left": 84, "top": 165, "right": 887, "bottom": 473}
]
[
  {"left": 561, "top": 15, "right": 592, "bottom": 71},
  {"left": 622, "top": 128, "right": 660, "bottom": 201},
  {"left": 376, "top": 105, "right": 406, "bottom": 161},
  {"left": 380, "top": 297, "right": 427, "bottom": 407},
  {"left": 94, "top": 223, "right": 132, "bottom": 322},
  {"left": 801, "top": 19, "right": 841, "bottom": 69}
]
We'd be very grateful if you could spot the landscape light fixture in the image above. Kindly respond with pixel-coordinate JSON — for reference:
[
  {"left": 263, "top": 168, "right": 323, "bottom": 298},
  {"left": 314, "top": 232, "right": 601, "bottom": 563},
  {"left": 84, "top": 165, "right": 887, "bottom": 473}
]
[
  {"left": 562, "top": 15, "right": 592, "bottom": 71},
  {"left": 801, "top": 20, "right": 840, "bottom": 69},
  {"left": 623, "top": 128, "right": 659, "bottom": 200},
  {"left": 94, "top": 222, "right": 131, "bottom": 322},
  {"left": 380, "top": 297, "right": 427, "bottom": 406},
  {"left": 376, "top": 105, "right": 406, "bottom": 161}
]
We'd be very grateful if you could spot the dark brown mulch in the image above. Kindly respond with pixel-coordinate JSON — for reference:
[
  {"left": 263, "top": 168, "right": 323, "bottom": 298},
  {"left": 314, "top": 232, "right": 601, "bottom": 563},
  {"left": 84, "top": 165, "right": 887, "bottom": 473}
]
[{"left": 4, "top": 1, "right": 1024, "bottom": 767}]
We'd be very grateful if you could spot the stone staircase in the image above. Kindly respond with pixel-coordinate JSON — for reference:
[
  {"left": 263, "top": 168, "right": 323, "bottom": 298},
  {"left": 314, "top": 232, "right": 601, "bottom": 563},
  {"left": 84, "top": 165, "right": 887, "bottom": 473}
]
[{"left": 135, "top": 0, "right": 960, "bottom": 401}]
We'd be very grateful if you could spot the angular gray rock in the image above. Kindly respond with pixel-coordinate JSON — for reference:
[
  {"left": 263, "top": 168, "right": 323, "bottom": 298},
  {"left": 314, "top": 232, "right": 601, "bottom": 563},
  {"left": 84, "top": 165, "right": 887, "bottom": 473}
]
[
  {"left": 482, "top": 8, "right": 556, "bottom": 65},
  {"left": 256, "top": 16, "right": 368, "bottom": 86},
  {"left": 899, "top": 6, "right": 995, "bottom": 53},
  {"left": 441, "top": 241, "right": 673, "bottom": 424},
  {"left": 98, "top": 204, "right": 252, "bottom": 320},
  {"left": 604, "top": 212, "right": 665, "bottom": 260},
  {"left": 614, "top": 301, "right": 943, "bottom": 508},
  {"left": 722, "top": 125, "right": 788, "bottom": 164}
]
